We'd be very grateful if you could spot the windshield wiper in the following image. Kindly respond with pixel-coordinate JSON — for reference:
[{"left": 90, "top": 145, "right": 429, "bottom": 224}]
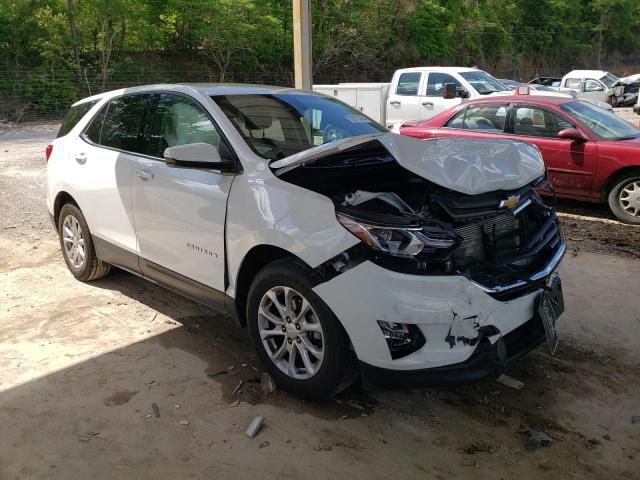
[{"left": 615, "top": 134, "right": 640, "bottom": 141}]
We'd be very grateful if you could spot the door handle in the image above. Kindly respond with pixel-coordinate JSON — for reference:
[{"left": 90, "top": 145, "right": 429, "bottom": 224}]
[
  {"left": 389, "top": 101, "right": 401, "bottom": 106},
  {"left": 135, "top": 170, "right": 154, "bottom": 181},
  {"left": 421, "top": 101, "right": 434, "bottom": 108},
  {"left": 75, "top": 153, "right": 87, "bottom": 165}
]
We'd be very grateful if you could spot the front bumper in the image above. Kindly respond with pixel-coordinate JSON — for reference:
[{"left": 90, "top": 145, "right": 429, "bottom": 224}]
[
  {"left": 359, "top": 314, "right": 545, "bottom": 390},
  {"left": 313, "top": 252, "right": 562, "bottom": 374}
]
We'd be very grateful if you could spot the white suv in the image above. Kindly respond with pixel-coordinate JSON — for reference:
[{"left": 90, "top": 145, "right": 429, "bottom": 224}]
[{"left": 47, "top": 84, "right": 566, "bottom": 400}]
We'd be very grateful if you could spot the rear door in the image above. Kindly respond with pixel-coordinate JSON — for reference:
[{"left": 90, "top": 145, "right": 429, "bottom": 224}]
[
  {"left": 386, "top": 71, "right": 424, "bottom": 127},
  {"left": 73, "top": 94, "right": 154, "bottom": 266},
  {"left": 507, "top": 104, "right": 597, "bottom": 197},
  {"left": 131, "top": 92, "right": 236, "bottom": 295},
  {"left": 421, "top": 72, "right": 464, "bottom": 120}
]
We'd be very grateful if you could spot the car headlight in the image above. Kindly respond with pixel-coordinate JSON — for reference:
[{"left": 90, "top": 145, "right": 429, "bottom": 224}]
[{"left": 336, "top": 212, "right": 458, "bottom": 258}]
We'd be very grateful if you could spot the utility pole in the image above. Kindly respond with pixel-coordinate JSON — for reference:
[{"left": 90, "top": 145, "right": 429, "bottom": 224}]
[{"left": 292, "top": 0, "right": 312, "bottom": 90}]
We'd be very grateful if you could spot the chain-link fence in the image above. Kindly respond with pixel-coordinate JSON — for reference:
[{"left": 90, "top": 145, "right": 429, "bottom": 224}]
[
  {"left": 0, "top": 66, "right": 396, "bottom": 123},
  {"left": 2, "top": 61, "right": 637, "bottom": 123}
]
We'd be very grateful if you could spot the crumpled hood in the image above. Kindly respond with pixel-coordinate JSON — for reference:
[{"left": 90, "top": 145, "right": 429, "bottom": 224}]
[{"left": 271, "top": 133, "right": 545, "bottom": 196}]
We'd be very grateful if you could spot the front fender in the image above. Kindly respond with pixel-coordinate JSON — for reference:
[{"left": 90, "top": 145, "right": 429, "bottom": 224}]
[{"left": 224, "top": 171, "right": 358, "bottom": 297}]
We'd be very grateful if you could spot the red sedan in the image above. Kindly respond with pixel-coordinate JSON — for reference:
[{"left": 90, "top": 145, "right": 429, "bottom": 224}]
[{"left": 400, "top": 95, "right": 640, "bottom": 224}]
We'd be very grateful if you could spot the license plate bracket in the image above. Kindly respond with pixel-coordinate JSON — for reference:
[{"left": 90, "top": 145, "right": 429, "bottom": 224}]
[{"left": 537, "top": 274, "right": 564, "bottom": 355}]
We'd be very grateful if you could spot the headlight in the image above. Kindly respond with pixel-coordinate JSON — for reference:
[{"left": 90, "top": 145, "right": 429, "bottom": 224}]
[{"left": 336, "top": 212, "right": 458, "bottom": 258}]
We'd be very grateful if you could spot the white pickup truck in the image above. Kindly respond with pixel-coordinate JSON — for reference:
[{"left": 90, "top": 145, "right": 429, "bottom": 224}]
[
  {"left": 558, "top": 70, "right": 619, "bottom": 105},
  {"left": 314, "top": 66, "right": 566, "bottom": 130}
]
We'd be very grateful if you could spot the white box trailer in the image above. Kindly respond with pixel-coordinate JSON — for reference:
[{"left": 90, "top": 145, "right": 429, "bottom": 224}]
[{"left": 313, "top": 83, "right": 390, "bottom": 125}]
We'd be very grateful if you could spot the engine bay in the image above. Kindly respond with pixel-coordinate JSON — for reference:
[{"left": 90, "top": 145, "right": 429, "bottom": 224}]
[{"left": 277, "top": 140, "right": 563, "bottom": 298}]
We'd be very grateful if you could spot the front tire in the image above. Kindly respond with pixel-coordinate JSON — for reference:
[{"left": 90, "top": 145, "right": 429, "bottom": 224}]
[
  {"left": 608, "top": 174, "right": 640, "bottom": 225},
  {"left": 58, "top": 203, "right": 111, "bottom": 281},
  {"left": 247, "top": 260, "right": 358, "bottom": 400}
]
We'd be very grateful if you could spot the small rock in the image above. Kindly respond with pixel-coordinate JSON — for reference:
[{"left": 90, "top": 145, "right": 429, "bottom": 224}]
[
  {"left": 179, "top": 420, "right": 190, "bottom": 425},
  {"left": 632, "top": 415, "right": 640, "bottom": 424},
  {"left": 432, "top": 435, "right": 448, "bottom": 447},
  {"left": 520, "top": 428, "right": 554, "bottom": 451},
  {"left": 174, "top": 404, "right": 181, "bottom": 409},
  {"left": 465, "top": 440, "right": 497, "bottom": 454},
  {"left": 460, "top": 455, "right": 478, "bottom": 468},
  {"left": 259, "top": 441, "right": 270, "bottom": 449},
  {"left": 603, "top": 434, "right": 612, "bottom": 441},
  {"left": 496, "top": 373, "right": 525, "bottom": 390},
  {"left": 151, "top": 402, "right": 160, "bottom": 418},
  {"left": 313, "top": 442, "right": 333, "bottom": 451},
  {"left": 586, "top": 438, "right": 601, "bottom": 449}
]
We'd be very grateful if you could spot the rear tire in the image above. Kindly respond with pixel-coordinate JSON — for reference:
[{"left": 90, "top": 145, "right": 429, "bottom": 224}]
[
  {"left": 246, "top": 260, "right": 358, "bottom": 401},
  {"left": 58, "top": 203, "right": 111, "bottom": 281},
  {"left": 607, "top": 174, "right": 640, "bottom": 225}
]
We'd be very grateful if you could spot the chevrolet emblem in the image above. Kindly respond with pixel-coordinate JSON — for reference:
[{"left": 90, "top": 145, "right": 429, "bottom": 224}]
[{"left": 499, "top": 195, "right": 521, "bottom": 209}]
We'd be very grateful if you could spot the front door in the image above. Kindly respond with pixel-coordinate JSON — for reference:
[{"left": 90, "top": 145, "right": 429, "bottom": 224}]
[
  {"left": 580, "top": 79, "right": 607, "bottom": 103},
  {"left": 508, "top": 104, "right": 598, "bottom": 197},
  {"left": 131, "top": 92, "right": 235, "bottom": 294},
  {"left": 421, "top": 72, "right": 464, "bottom": 120}
]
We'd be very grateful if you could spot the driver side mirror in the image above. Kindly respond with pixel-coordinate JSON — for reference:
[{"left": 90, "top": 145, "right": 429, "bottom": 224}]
[
  {"left": 443, "top": 83, "right": 456, "bottom": 99},
  {"left": 163, "top": 143, "right": 235, "bottom": 172},
  {"left": 557, "top": 128, "right": 587, "bottom": 143}
]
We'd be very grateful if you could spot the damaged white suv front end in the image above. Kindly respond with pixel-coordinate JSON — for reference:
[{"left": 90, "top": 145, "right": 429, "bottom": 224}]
[{"left": 270, "top": 133, "right": 565, "bottom": 390}]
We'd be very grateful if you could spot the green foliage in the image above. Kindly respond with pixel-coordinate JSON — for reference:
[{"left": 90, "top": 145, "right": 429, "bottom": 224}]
[
  {"left": 1, "top": 0, "right": 640, "bottom": 119},
  {"left": 23, "top": 72, "right": 78, "bottom": 114}
]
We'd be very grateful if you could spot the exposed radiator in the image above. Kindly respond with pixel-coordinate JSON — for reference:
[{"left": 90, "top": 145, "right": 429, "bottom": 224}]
[{"left": 454, "top": 212, "right": 520, "bottom": 263}]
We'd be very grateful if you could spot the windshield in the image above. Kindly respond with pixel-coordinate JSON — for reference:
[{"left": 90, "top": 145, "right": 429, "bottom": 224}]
[
  {"left": 459, "top": 71, "right": 509, "bottom": 94},
  {"left": 560, "top": 101, "right": 640, "bottom": 140},
  {"left": 211, "top": 93, "right": 385, "bottom": 161},
  {"left": 599, "top": 73, "right": 619, "bottom": 88}
]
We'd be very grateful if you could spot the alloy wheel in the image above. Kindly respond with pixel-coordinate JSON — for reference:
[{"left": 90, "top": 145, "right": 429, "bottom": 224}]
[
  {"left": 257, "top": 286, "right": 325, "bottom": 380},
  {"left": 619, "top": 180, "right": 640, "bottom": 217},
  {"left": 62, "top": 214, "right": 86, "bottom": 269}
]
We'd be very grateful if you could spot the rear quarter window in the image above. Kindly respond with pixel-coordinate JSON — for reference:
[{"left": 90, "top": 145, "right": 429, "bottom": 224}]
[{"left": 57, "top": 100, "right": 98, "bottom": 138}]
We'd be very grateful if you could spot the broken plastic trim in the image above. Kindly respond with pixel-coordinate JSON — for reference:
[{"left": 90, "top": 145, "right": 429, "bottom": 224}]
[{"left": 377, "top": 321, "right": 426, "bottom": 359}]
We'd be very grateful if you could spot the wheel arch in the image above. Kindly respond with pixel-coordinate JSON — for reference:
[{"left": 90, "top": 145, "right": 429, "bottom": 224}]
[
  {"left": 601, "top": 166, "right": 640, "bottom": 201},
  {"left": 53, "top": 191, "right": 80, "bottom": 231},
  {"left": 232, "top": 245, "right": 307, "bottom": 327}
]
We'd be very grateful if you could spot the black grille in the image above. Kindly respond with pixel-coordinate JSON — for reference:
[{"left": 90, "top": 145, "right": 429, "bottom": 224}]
[
  {"left": 451, "top": 198, "right": 563, "bottom": 299},
  {"left": 454, "top": 212, "right": 521, "bottom": 263}
]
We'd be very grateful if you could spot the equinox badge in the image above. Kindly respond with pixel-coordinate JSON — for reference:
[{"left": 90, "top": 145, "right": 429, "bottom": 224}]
[{"left": 499, "top": 195, "right": 521, "bottom": 209}]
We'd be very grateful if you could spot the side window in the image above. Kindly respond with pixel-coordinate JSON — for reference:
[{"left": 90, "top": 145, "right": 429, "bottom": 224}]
[
  {"left": 84, "top": 105, "right": 108, "bottom": 144},
  {"left": 148, "top": 93, "right": 225, "bottom": 159},
  {"left": 514, "top": 107, "right": 573, "bottom": 138},
  {"left": 99, "top": 94, "right": 154, "bottom": 154},
  {"left": 396, "top": 72, "right": 422, "bottom": 96},
  {"left": 446, "top": 104, "right": 507, "bottom": 132},
  {"left": 426, "top": 73, "right": 461, "bottom": 97},
  {"left": 584, "top": 79, "right": 604, "bottom": 92},
  {"left": 565, "top": 78, "right": 581, "bottom": 89},
  {"left": 58, "top": 100, "right": 97, "bottom": 138}
]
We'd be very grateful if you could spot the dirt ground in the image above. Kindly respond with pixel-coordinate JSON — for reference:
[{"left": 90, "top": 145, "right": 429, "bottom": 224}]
[{"left": 1, "top": 123, "right": 639, "bottom": 480}]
